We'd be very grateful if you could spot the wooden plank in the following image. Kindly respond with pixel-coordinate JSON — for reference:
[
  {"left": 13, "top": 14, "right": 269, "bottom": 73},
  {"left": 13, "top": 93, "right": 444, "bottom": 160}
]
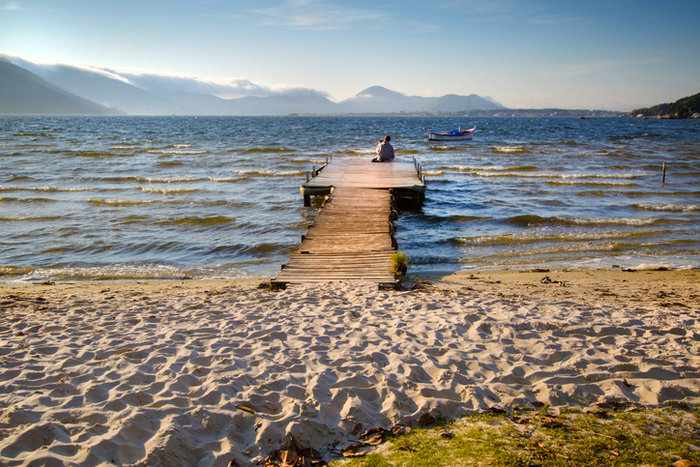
[
  {"left": 275, "top": 185, "right": 398, "bottom": 286},
  {"left": 303, "top": 159, "right": 424, "bottom": 191},
  {"left": 273, "top": 158, "right": 425, "bottom": 287}
]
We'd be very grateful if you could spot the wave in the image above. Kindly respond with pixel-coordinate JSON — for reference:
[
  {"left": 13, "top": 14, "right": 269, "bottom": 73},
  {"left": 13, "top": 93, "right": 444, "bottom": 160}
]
[
  {"left": 0, "top": 215, "right": 62, "bottom": 222},
  {"left": 286, "top": 158, "right": 327, "bottom": 165},
  {"left": 142, "top": 176, "right": 207, "bottom": 183},
  {"left": 546, "top": 180, "right": 637, "bottom": 187},
  {"left": 242, "top": 147, "right": 296, "bottom": 154},
  {"left": 503, "top": 214, "right": 679, "bottom": 227},
  {"left": 422, "top": 170, "right": 444, "bottom": 176},
  {"left": 234, "top": 169, "right": 304, "bottom": 178},
  {"left": 335, "top": 148, "right": 372, "bottom": 156},
  {"left": 576, "top": 190, "right": 700, "bottom": 198},
  {"left": 0, "top": 185, "right": 125, "bottom": 193},
  {"left": 422, "top": 214, "right": 491, "bottom": 223},
  {"left": 140, "top": 187, "right": 207, "bottom": 195},
  {"left": 157, "top": 215, "right": 234, "bottom": 226},
  {"left": 117, "top": 215, "right": 151, "bottom": 225},
  {"left": 146, "top": 149, "right": 208, "bottom": 155},
  {"left": 491, "top": 146, "right": 529, "bottom": 154},
  {"left": 397, "top": 149, "right": 420, "bottom": 154},
  {"left": 0, "top": 196, "right": 56, "bottom": 203},
  {"left": 5, "top": 175, "right": 34, "bottom": 182},
  {"left": 158, "top": 160, "right": 185, "bottom": 168},
  {"left": 89, "top": 198, "right": 159, "bottom": 207},
  {"left": 452, "top": 230, "right": 668, "bottom": 246},
  {"left": 209, "top": 242, "right": 290, "bottom": 256},
  {"left": 0, "top": 265, "right": 33, "bottom": 276},
  {"left": 483, "top": 241, "right": 662, "bottom": 258},
  {"left": 465, "top": 171, "right": 645, "bottom": 180},
  {"left": 208, "top": 176, "right": 247, "bottom": 183},
  {"left": 92, "top": 176, "right": 206, "bottom": 184},
  {"left": 13, "top": 264, "right": 195, "bottom": 281},
  {"left": 429, "top": 145, "right": 467, "bottom": 152},
  {"left": 66, "top": 150, "right": 131, "bottom": 158},
  {"left": 14, "top": 131, "right": 54, "bottom": 138},
  {"left": 439, "top": 164, "right": 539, "bottom": 173},
  {"left": 632, "top": 203, "right": 699, "bottom": 212}
]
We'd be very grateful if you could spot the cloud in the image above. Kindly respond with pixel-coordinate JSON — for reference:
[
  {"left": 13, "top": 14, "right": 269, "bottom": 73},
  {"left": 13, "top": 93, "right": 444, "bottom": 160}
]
[
  {"left": 249, "top": 0, "right": 385, "bottom": 30},
  {"left": 120, "top": 72, "right": 329, "bottom": 99},
  {"left": 120, "top": 73, "right": 270, "bottom": 98},
  {"left": 4, "top": 54, "right": 332, "bottom": 100},
  {"left": 1, "top": 1, "right": 21, "bottom": 11}
]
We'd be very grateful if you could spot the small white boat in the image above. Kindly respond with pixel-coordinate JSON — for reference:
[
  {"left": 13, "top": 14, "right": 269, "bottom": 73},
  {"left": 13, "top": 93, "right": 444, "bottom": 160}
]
[{"left": 427, "top": 127, "right": 476, "bottom": 142}]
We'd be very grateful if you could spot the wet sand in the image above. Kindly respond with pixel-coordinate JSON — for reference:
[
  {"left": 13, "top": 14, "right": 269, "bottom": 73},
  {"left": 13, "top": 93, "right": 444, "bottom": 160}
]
[{"left": 0, "top": 270, "right": 698, "bottom": 465}]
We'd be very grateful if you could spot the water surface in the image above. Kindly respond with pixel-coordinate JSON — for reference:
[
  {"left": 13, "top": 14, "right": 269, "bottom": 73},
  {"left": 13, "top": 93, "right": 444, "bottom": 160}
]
[{"left": 1, "top": 116, "right": 698, "bottom": 280}]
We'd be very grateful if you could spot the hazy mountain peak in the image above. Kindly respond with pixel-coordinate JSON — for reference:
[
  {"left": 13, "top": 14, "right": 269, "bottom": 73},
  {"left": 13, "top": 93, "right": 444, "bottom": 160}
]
[
  {"left": 0, "top": 59, "right": 114, "bottom": 115},
  {"left": 356, "top": 85, "right": 405, "bottom": 98}
]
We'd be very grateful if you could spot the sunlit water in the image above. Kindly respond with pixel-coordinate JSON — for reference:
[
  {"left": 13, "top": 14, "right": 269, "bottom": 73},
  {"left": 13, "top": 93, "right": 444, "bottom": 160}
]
[{"left": 1, "top": 116, "right": 698, "bottom": 281}]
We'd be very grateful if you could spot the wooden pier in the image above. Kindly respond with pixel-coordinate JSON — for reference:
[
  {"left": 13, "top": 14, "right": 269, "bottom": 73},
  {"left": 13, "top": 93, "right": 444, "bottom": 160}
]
[{"left": 272, "top": 158, "right": 425, "bottom": 289}]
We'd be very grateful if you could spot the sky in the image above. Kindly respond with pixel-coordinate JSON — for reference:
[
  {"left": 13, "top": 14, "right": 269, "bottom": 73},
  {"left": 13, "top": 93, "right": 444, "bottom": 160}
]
[{"left": 1, "top": 0, "right": 699, "bottom": 110}]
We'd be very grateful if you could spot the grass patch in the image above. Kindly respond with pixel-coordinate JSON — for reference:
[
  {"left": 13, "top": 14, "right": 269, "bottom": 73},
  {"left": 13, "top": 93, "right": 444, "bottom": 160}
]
[
  {"left": 332, "top": 407, "right": 700, "bottom": 466},
  {"left": 390, "top": 252, "right": 409, "bottom": 278}
]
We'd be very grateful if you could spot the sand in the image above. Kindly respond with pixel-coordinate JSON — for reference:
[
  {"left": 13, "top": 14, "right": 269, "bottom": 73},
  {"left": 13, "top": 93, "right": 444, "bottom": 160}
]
[{"left": 0, "top": 270, "right": 698, "bottom": 465}]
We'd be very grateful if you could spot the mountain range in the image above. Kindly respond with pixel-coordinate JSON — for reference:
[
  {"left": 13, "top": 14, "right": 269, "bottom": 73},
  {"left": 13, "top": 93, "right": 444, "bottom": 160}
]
[{"left": 0, "top": 56, "right": 504, "bottom": 116}]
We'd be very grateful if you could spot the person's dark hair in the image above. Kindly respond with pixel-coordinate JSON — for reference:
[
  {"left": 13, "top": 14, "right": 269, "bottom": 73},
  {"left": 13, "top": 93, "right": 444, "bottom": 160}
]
[{"left": 384, "top": 135, "right": 391, "bottom": 142}]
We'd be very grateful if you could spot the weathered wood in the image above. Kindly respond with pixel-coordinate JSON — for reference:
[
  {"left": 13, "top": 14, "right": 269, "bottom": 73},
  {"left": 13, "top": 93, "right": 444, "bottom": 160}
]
[
  {"left": 302, "top": 159, "right": 425, "bottom": 192},
  {"left": 275, "top": 186, "right": 397, "bottom": 286},
  {"left": 273, "top": 158, "right": 425, "bottom": 288}
]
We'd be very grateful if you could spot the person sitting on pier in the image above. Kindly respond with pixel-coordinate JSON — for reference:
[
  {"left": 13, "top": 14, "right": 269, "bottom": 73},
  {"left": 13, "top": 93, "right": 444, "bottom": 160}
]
[{"left": 372, "top": 135, "right": 395, "bottom": 163}]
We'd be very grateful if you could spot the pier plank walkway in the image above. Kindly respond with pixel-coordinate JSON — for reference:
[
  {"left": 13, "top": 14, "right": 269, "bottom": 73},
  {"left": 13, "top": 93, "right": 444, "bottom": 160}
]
[
  {"left": 273, "top": 159, "right": 424, "bottom": 288},
  {"left": 301, "top": 159, "right": 425, "bottom": 202}
]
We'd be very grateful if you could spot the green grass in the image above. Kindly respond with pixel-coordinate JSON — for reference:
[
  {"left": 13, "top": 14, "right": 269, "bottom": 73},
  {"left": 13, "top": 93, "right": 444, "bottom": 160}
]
[
  {"left": 332, "top": 407, "right": 700, "bottom": 466},
  {"left": 390, "top": 252, "right": 409, "bottom": 278}
]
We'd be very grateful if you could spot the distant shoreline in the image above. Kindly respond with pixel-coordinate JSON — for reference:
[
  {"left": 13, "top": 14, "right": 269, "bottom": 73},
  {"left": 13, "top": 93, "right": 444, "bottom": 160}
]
[{"left": 0, "top": 110, "right": 627, "bottom": 118}]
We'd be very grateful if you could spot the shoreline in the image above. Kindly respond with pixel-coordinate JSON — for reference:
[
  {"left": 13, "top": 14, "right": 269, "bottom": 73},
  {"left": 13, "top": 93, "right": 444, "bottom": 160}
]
[
  {"left": 1, "top": 265, "right": 697, "bottom": 286},
  {"left": 1, "top": 268, "right": 698, "bottom": 465}
]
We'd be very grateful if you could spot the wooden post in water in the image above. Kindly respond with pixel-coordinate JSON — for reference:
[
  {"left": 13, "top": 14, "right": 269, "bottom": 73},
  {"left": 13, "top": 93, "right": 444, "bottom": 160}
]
[{"left": 662, "top": 162, "right": 667, "bottom": 185}]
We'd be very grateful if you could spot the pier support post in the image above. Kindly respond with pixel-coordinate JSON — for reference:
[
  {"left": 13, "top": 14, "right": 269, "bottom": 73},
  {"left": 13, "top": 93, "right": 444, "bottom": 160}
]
[{"left": 662, "top": 162, "right": 667, "bottom": 185}]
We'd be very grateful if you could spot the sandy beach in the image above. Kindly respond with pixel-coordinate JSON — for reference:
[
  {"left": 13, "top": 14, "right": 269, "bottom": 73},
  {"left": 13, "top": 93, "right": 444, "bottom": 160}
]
[{"left": 0, "top": 269, "right": 698, "bottom": 465}]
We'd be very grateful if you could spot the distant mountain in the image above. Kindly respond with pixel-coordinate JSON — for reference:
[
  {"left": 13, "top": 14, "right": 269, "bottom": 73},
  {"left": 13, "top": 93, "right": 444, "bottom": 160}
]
[
  {"left": 3, "top": 56, "right": 505, "bottom": 116},
  {"left": 152, "top": 92, "right": 337, "bottom": 115},
  {"left": 4, "top": 56, "right": 177, "bottom": 114},
  {"left": 0, "top": 60, "right": 114, "bottom": 115},
  {"left": 632, "top": 92, "right": 700, "bottom": 119},
  {"left": 448, "top": 108, "right": 624, "bottom": 118},
  {"left": 339, "top": 85, "right": 505, "bottom": 113},
  {"left": 227, "top": 93, "right": 337, "bottom": 115},
  {"left": 5, "top": 56, "right": 337, "bottom": 115}
]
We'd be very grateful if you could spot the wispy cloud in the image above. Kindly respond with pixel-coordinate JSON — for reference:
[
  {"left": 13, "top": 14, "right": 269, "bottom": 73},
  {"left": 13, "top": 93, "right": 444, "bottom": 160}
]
[
  {"left": 120, "top": 72, "right": 330, "bottom": 99},
  {"left": 1, "top": 1, "right": 22, "bottom": 11},
  {"left": 249, "top": 0, "right": 385, "bottom": 31}
]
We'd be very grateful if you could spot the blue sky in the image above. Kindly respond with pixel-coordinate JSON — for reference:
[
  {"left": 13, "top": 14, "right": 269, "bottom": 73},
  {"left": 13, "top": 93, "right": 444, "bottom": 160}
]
[{"left": 2, "top": 0, "right": 699, "bottom": 109}]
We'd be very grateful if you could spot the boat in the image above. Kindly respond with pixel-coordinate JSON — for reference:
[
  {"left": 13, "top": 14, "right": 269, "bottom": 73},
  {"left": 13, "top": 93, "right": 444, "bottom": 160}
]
[{"left": 426, "top": 127, "right": 475, "bottom": 142}]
